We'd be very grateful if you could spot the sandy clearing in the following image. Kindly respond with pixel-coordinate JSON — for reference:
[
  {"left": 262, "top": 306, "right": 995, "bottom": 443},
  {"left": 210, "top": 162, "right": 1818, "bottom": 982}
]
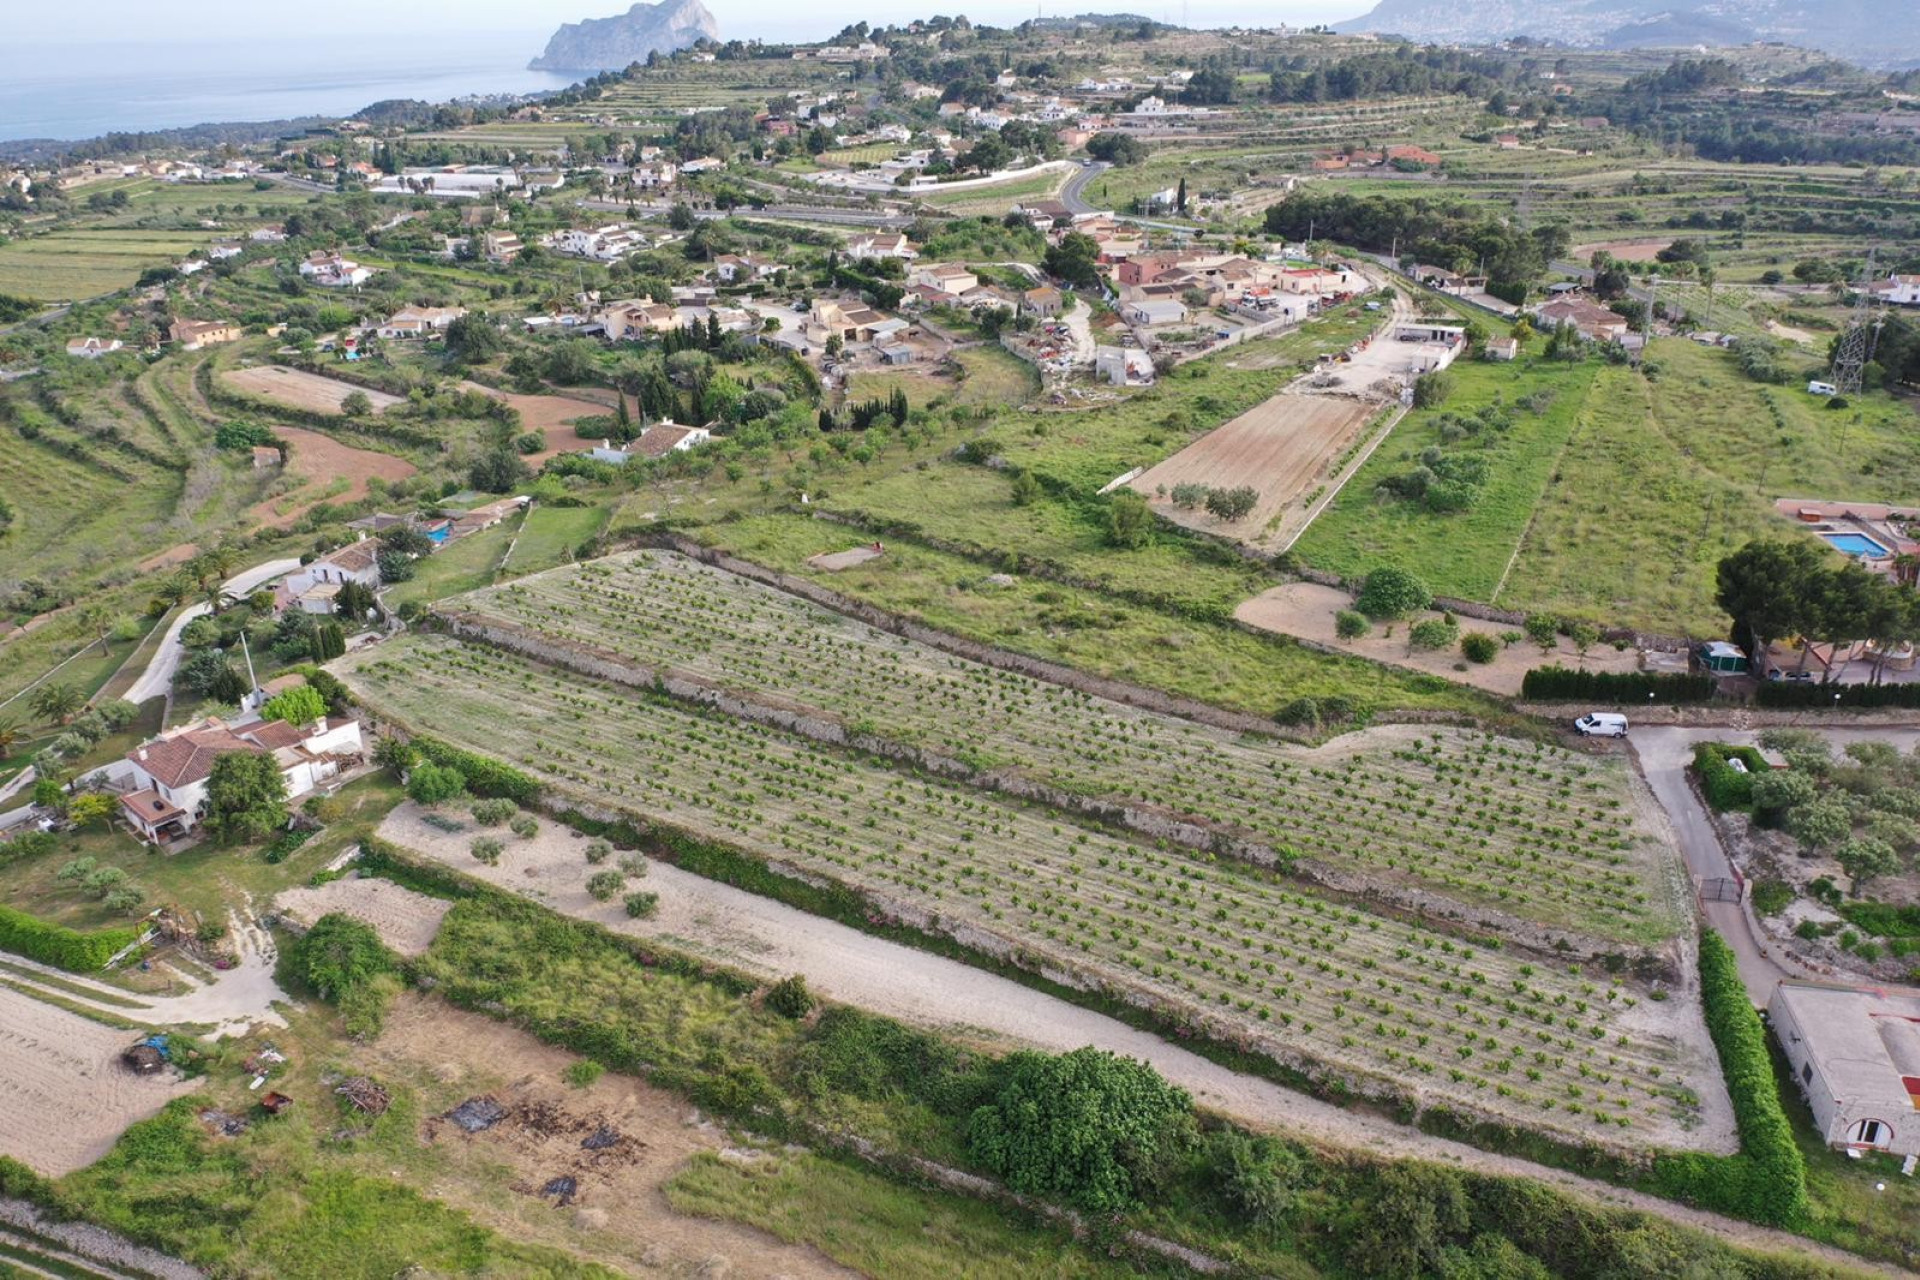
[
  {"left": 222, "top": 366, "right": 404, "bottom": 416},
  {"left": 367, "top": 807, "right": 1895, "bottom": 1273},
  {"left": 248, "top": 426, "right": 417, "bottom": 529},
  {"left": 1571, "top": 240, "right": 1673, "bottom": 263},
  {"left": 460, "top": 382, "right": 611, "bottom": 463},
  {"left": 1764, "top": 318, "right": 1819, "bottom": 347},
  {"left": 1131, "top": 394, "right": 1375, "bottom": 541},
  {"left": 806, "top": 545, "right": 883, "bottom": 571},
  {"left": 0, "top": 984, "right": 199, "bottom": 1177},
  {"left": 275, "top": 876, "right": 452, "bottom": 958},
  {"left": 363, "top": 994, "right": 855, "bottom": 1280},
  {"left": 1235, "top": 580, "right": 1644, "bottom": 696}
]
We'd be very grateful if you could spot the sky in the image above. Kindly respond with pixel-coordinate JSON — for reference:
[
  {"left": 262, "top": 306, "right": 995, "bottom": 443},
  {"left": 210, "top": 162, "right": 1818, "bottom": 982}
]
[{"left": 6, "top": 0, "right": 1367, "bottom": 46}]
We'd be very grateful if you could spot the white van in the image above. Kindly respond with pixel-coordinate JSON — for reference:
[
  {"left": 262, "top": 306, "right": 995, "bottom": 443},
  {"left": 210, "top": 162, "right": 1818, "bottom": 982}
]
[
  {"left": 1807, "top": 380, "right": 1838, "bottom": 397},
  {"left": 1574, "top": 713, "right": 1628, "bottom": 737}
]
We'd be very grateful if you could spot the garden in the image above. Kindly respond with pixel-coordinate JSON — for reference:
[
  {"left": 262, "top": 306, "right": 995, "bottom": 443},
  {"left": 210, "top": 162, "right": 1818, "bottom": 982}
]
[
  {"left": 440, "top": 551, "right": 1685, "bottom": 946},
  {"left": 340, "top": 632, "right": 1723, "bottom": 1149}
]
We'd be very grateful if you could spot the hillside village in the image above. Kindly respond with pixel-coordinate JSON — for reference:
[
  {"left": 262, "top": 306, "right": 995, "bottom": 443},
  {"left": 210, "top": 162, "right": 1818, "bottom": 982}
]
[{"left": 2, "top": 11, "right": 1920, "bottom": 1280}]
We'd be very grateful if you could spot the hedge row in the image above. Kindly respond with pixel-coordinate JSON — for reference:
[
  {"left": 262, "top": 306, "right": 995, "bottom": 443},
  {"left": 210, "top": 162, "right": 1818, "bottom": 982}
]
[
  {"left": 410, "top": 736, "right": 543, "bottom": 807},
  {"left": 1756, "top": 679, "right": 1920, "bottom": 709},
  {"left": 1692, "top": 743, "right": 1768, "bottom": 811},
  {"left": 1521, "top": 667, "right": 1716, "bottom": 703},
  {"left": 0, "top": 904, "right": 140, "bottom": 971},
  {"left": 1649, "top": 930, "right": 1808, "bottom": 1227}
]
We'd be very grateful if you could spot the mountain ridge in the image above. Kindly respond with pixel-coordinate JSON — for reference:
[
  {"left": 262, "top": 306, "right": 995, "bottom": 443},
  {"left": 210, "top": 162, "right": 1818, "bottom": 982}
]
[
  {"left": 529, "top": 0, "right": 720, "bottom": 75},
  {"left": 1332, "top": 0, "right": 1920, "bottom": 69}
]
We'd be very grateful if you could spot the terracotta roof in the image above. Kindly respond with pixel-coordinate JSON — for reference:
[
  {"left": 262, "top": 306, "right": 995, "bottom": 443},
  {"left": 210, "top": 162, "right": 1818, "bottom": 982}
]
[
  {"left": 131, "top": 725, "right": 259, "bottom": 789},
  {"left": 635, "top": 424, "right": 702, "bottom": 458},
  {"left": 247, "top": 720, "right": 309, "bottom": 750},
  {"left": 317, "top": 539, "right": 381, "bottom": 573}
]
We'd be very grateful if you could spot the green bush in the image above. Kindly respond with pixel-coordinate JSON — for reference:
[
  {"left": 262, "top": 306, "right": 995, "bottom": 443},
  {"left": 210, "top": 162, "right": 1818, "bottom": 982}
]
[
  {"left": 469, "top": 797, "right": 516, "bottom": 826},
  {"left": 412, "top": 737, "right": 542, "bottom": 805},
  {"left": 1757, "top": 680, "right": 1920, "bottom": 709},
  {"left": 584, "top": 839, "right": 612, "bottom": 864},
  {"left": 1693, "top": 743, "right": 1767, "bottom": 810},
  {"left": 508, "top": 814, "right": 539, "bottom": 839},
  {"left": 1334, "top": 609, "right": 1369, "bottom": 640},
  {"left": 1408, "top": 616, "right": 1458, "bottom": 651},
  {"left": 285, "top": 914, "right": 395, "bottom": 1001},
  {"left": 471, "top": 837, "right": 503, "bottom": 865},
  {"left": 1355, "top": 567, "right": 1431, "bottom": 620},
  {"left": 563, "top": 1059, "right": 604, "bottom": 1088},
  {"left": 1649, "top": 930, "right": 1807, "bottom": 1226},
  {"left": 1838, "top": 900, "right": 1920, "bottom": 938},
  {"left": 1460, "top": 631, "right": 1499, "bottom": 664},
  {"left": 586, "top": 870, "right": 625, "bottom": 901},
  {"left": 0, "top": 904, "right": 139, "bottom": 971},
  {"left": 1750, "top": 881, "right": 1793, "bottom": 917},
  {"left": 623, "top": 890, "right": 660, "bottom": 919},
  {"left": 405, "top": 763, "right": 467, "bottom": 806},
  {"left": 766, "top": 974, "right": 814, "bottom": 1019}
]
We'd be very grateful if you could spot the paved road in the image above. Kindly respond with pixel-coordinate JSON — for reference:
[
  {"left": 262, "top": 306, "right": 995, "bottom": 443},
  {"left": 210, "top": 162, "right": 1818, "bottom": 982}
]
[
  {"left": 1631, "top": 725, "right": 1920, "bottom": 1006},
  {"left": 1060, "top": 160, "right": 1110, "bottom": 214},
  {"left": 124, "top": 558, "right": 301, "bottom": 705}
]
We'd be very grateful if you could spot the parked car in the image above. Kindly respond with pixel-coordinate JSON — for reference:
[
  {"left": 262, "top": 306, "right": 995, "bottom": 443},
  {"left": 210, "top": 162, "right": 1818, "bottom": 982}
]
[
  {"left": 1574, "top": 713, "right": 1628, "bottom": 737},
  {"left": 1766, "top": 668, "right": 1816, "bottom": 682}
]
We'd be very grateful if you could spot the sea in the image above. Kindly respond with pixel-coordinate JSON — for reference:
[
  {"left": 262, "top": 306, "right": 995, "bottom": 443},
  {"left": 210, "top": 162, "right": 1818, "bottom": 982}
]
[{"left": 0, "top": 33, "right": 576, "bottom": 144}]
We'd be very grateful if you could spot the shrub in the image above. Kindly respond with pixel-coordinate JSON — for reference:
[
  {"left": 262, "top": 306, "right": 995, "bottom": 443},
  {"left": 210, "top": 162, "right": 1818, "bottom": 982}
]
[
  {"left": 586, "top": 870, "right": 625, "bottom": 901},
  {"left": 286, "top": 914, "right": 394, "bottom": 1004},
  {"left": 405, "top": 763, "right": 467, "bottom": 806},
  {"left": 1209, "top": 1129, "right": 1299, "bottom": 1233},
  {"left": 507, "top": 813, "right": 539, "bottom": 839},
  {"left": 584, "top": 839, "right": 612, "bottom": 864},
  {"left": 471, "top": 837, "right": 503, "bottom": 865},
  {"left": 968, "top": 1047, "right": 1194, "bottom": 1215},
  {"left": 563, "top": 1059, "right": 604, "bottom": 1088},
  {"left": 1203, "top": 485, "right": 1258, "bottom": 521},
  {"left": 767, "top": 974, "right": 815, "bottom": 1019},
  {"left": 1354, "top": 567, "right": 1431, "bottom": 620},
  {"left": 1412, "top": 370, "right": 1455, "bottom": 408},
  {"left": 1334, "top": 609, "right": 1369, "bottom": 640},
  {"left": 1750, "top": 881, "right": 1793, "bottom": 917},
  {"left": 623, "top": 891, "right": 660, "bottom": 919},
  {"left": 617, "top": 853, "right": 649, "bottom": 877},
  {"left": 1460, "top": 632, "right": 1499, "bottom": 664},
  {"left": 412, "top": 737, "right": 541, "bottom": 805},
  {"left": 470, "top": 797, "right": 516, "bottom": 826},
  {"left": 1693, "top": 743, "right": 1767, "bottom": 810},
  {"left": 1758, "top": 680, "right": 1920, "bottom": 710},
  {"left": 1407, "top": 617, "right": 1458, "bottom": 651}
]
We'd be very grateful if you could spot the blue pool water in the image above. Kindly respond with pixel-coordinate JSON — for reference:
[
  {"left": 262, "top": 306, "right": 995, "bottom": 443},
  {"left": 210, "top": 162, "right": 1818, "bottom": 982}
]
[
  {"left": 1822, "top": 532, "right": 1891, "bottom": 558},
  {"left": 428, "top": 528, "right": 450, "bottom": 545}
]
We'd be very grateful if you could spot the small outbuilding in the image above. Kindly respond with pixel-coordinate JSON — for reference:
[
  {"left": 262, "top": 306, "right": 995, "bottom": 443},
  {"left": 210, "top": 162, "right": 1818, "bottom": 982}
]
[
  {"left": 1695, "top": 641, "right": 1749, "bottom": 675},
  {"left": 1770, "top": 980, "right": 1920, "bottom": 1157}
]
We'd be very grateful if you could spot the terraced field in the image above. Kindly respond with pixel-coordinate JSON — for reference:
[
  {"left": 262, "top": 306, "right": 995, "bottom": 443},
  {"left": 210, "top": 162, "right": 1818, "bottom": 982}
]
[
  {"left": 438, "top": 551, "right": 1685, "bottom": 947},
  {"left": 338, "top": 631, "right": 1725, "bottom": 1150},
  {"left": 0, "top": 230, "right": 212, "bottom": 301}
]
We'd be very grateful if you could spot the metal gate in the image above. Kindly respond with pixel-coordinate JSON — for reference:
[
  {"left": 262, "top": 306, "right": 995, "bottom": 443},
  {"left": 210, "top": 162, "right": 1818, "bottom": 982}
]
[{"left": 1700, "top": 878, "right": 1743, "bottom": 903}]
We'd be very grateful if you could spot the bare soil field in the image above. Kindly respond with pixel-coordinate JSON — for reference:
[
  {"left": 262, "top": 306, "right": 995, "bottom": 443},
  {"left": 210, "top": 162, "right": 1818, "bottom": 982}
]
[
  {"left": 248, "top": 426, "right": 417, "bottom": 528},
  {"left": 274, "top": 875, "right": 452, "bottom": 958},
  {"left": 221, "top": 366, "right": 404, "bottom": 416},
  {"left": 0, "top": 984, "right": 198, "bottom": 1177},
  {"left": 1131, "top": 394, "right": 1375, "bottom": 541},
  {"left": 1235, "top": 580, "right": 1645, "bottom": 695},
  {"left": 1571, "top": 239, "right": 1674, "bottom": 263},
  {"left": 364, "top": 993, "right": 854, "bottom": 1280},
  {"left": 460, "top": 382, "right": 612, "bottom": 462},
  {"left": 806, "top": 545, "right": 884, "bottom": 571}
]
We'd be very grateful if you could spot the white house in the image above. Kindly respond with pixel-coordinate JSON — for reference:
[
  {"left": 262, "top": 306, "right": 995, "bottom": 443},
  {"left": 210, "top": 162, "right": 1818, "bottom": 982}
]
[
  {"left": 551, "top": 224, "right": 645, "bottom": 261},
  {"left": 846, "top": 233, "right": 918, "bottom": 261},
  {"left": 65, "top": 337, "right": 123, "bottom": 359},
  {"left": 298, "top": 252, "right": 374, "bottom": 289},
  {"left": 375, "top": 306, "right": 466, "bottom": 340},
  {"left": 1870, "top": 273, "right": 1920, "bottom": 306},
  {"left": 1771, "top": 981, "right": 1920, "bottom": 1158},
  {"left": 586, "top": 421, "right": 713, "bottom": 464},
  {"left": 207, "top": 243, "right": 244, "bottom": 261},
  {"left": 1124, "top": 299, "right": 1188, "bottom": 327},
  {"left": 909, "top": 263, "right": 978, "bottom": 295},
  {"left": 92, "top": 713, "right": 364, "bottom": 844},
  {"left": 713, "top": 253, "right": 786, "bottom": 284},
  {"left": 286, "top": 538, "right": 382, "bottom": 614}
]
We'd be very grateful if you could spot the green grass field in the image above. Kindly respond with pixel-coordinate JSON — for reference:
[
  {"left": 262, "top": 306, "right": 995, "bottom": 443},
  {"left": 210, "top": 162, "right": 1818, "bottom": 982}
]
[
  {"left": 0, "top": 230, "right": 212, "bottom": 301},
  {"left": 384, "top": 515, "right": 522, "bottom": 609},
  {"left": 504, "top": 504, "right": 608, "bottom": 572}
]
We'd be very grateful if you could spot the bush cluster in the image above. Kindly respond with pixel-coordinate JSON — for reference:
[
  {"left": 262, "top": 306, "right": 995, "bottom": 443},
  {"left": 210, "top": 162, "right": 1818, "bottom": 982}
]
[
  {"left": 1520, "top": 667, "right": 1715, "bottom": 703},
  {"left": 1757, "top": 680, "right": 1920, "bottom": 710},
  {"left": 412, "top": 736, "right": 542, "bottom": 805},
  {"left": 1692, "top": 743, "right": 1768, "bottom": 810}
]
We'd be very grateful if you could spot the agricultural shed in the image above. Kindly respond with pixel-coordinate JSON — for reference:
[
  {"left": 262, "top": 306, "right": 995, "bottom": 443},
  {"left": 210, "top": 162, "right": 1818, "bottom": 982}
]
[
  {"left": 1695, "top": 641, "right": 1749, "bottom": 675},
  {"left": 1770, "top": 981, "right": 1920, "bottom": 1157}
]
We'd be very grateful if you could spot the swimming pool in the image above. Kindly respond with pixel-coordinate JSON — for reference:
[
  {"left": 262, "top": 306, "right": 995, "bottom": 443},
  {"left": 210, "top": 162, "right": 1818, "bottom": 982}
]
[{"left": 1822, "top": 532, "right": 1891, "bottom": 558}]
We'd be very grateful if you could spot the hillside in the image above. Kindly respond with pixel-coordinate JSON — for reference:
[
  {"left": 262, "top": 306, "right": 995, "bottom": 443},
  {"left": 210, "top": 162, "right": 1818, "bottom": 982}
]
[
  {"left": 528, "top": 0, "right": 720, "bottom": 75},
  {"left": 1333, "top": 0, "right": 1920, "bottom": 68}
]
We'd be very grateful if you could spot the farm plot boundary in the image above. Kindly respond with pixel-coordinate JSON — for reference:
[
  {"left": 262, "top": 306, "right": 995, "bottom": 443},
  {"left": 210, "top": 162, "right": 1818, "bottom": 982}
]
[
  {"left": 219, "top": 366, "right": 404, "bottom": 417},
  {"left": 337, "top": 634, "right": 1730, "bottom": 1155}
]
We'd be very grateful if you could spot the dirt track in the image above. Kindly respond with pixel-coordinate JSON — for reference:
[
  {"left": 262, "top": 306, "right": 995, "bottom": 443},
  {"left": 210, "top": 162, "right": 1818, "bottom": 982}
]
[
  {"left": 1131, "top": 394, "right": 1374, "bottom": 538},
  {"left": 370, "top": 805, "right": 1894, "bottom": 1275},
  {"left": 0, "top": 984, "right": 198, "bottom": 1177},
  {"left": 222, "top": 366, "right": 404, "bottom": 416}
]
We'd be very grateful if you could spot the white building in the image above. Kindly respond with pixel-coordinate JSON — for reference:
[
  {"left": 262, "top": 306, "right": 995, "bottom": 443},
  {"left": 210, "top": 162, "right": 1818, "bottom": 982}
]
[
  {"left": 1771, "top": 981, "right": 1920, "bottom": 1158},
  {"left": 65, "top": 337, "right": 123, "bottom": 359},
  {"left": 298, "top": 252, "right": 374, "bottom": 289},
  {"left": 551, "top": 224, "right": 646, "bottom": 262},
  {"left": 1095, "top": 345, "right": 1155, "bottom": 386},
  {"left": 846, "top": 233, "right": 918, "bottom": 261},
  {"left": 1124, "top": 299, "right": 1188, "bottom": 327},
  {"left": 88, "top": 713, "right": 363, "bottom": 844},
  {"left": 375, "top": 306, "right": 466, "bottom": 340},
  {"left": 286, "top": 539, "right": 382, "bottom": 614}
]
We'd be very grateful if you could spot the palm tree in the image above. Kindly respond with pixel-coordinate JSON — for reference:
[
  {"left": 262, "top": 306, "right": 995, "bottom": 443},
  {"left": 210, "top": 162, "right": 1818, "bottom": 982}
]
[
  {"left": 78, "top": 604, "right": 111, "bottom": 656},
  {"left": 202, "top": 544, "right": 240, "bottom": 582},
  {"left": 29, "top": 683, "right": 83, "bottom": 726},
  {"left": 0, "top": 718, "right": 18, "bottom": 760}
]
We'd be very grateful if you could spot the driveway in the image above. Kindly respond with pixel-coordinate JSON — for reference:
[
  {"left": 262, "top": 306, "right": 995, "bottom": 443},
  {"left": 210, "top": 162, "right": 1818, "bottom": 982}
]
[
  {"left": 1631, "top": 725, "right": 1920, "bottom": 1006},
  {"left": 1061, "top": 160, "right": 1110, "bottom": 214},
  {"left": 124, "top": 558, "right": 301, "bottom": 705}
]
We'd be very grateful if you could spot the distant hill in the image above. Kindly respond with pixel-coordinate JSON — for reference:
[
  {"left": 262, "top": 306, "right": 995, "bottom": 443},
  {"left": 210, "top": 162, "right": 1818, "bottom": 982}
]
[
  {"left": 1332, "top": 0, "right": 1920, "bottom": 68},
  {"left": 529, "top": 0, "right": 720, "bottom": 75}
]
